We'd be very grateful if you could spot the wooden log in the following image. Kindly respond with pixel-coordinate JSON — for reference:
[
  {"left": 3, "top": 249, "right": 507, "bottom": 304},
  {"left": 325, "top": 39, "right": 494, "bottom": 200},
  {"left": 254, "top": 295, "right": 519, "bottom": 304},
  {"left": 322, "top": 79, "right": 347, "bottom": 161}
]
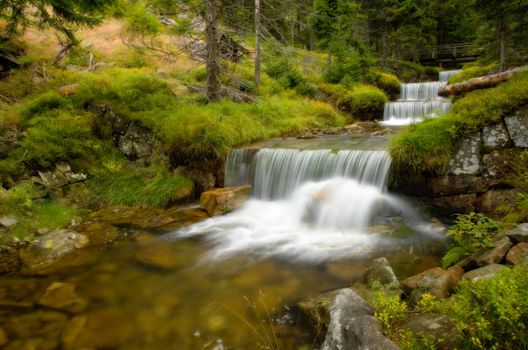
[{"left": 439, "top": 66, "right": 528, "bottom": 97}]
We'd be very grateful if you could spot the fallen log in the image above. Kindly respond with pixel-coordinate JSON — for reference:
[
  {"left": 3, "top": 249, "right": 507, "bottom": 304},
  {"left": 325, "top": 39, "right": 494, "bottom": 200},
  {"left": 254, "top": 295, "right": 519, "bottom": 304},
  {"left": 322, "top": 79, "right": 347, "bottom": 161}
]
[{"left": 439, "top": 66, "right": 528, "bottom": 97}]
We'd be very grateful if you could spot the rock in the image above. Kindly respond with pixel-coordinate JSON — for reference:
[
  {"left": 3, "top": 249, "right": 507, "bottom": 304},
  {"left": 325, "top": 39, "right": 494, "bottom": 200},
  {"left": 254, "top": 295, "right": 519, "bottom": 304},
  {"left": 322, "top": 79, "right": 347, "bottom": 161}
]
[
  {"left": 429, "top": 175, "right": 488, "bottom": 196},
  {"left": 0, "top": 247, "right": 22, "bottom": 274},
  {"left": 448, "top": 135, "right": 482, "bottom": 175},
  {"left": 62, "top": 309, "right": 133, "bottom": 349},
  {"left": 35, "top": 163, "right": 87, "bottom": 189},
  {"left": 0, "top": 215, "right": 18, "bottom": 228},
  {"left": 200, "top": 185, "right": 251, "bottom": 216},
  {"left": 175, "top": 166, "right": 216, "bottom": 193},
  {"left": 58, "top": 83, "right": 79, "bottom": 96},
  {"left": 433, "top": 193, "right": 477, "bottom": 214},
  {"left": 4, "top": 338, "right": 59, "bottom": 350},
  {"left": 322, "top": 288, "right": 400, "bottom": 350},
  {"left": 474, "top": 237, "right": 512, "bottom": 266},
  {"left": 362, "top": 257, "right": 400, "bottom": 288},
  {"left": 19, "top": 230, "right": 90, "bottom": 272},
  {"left": 463, "top": 263, "right": 509, "bottom": 282},
  {"left": 505, "top": 223, "right": 528, "bottom": 243},
  {"left": 50, "top": 182, "right": 92, "bottom": 207},
  {"left": 505, "top": 242, "right": 528, "bottom": 265},
  {"left": 76, "top": 222, "right": 119, "bottom": 246},
  {"left": 298, "top": 289, "right": 339, "bottom": 328},
  {"left": 38, "top": 282, "right": 88, "bottom": 313},
  {"left": 504, "top": 106, "right": 528, "bottom": 147},
  {"left": 482, "top": 149, "right": 521, "bottom": 185},
  {"left": 4, "top": 310, "right": 68, "bottom": 339},
  {"left": 479, "top": 189, "right": 516, "bottom": 215},
  {"left": 88, "top": 104, "right": 131, "bottom": 143},
  {"left": 398, "top": 313, "right": 462, "bottom": 350},
  {"left": 482, "top": 122, "right": 512, "bottom": 149},
  {"left": 135, "top": 241, "right": 187, "bottom": 270},
  {"left": 401, "top": 267, "right": 458, "bottom": 299},
  {"left": 0, "top": 327, "right": 7, "bottom": 346},
  {"left": 345, "top": 123, "right": 366, "bottom": 134},
  {"left": 65, "top": 64, "right": 83, "bottom": 71},
  {"left": 372, "top": 128, "right": 394, "bottom": 136},
  {"left": 118, "top": 122, "right": 155, "bottom": 159}
]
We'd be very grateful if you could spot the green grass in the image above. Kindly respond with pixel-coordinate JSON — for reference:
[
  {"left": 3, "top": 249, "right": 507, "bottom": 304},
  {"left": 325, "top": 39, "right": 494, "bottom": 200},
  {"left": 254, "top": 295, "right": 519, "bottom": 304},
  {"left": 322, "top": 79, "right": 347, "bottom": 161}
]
[
  {"left": 320, "top": 83, "right": 387, "bottom": 120},
  {"left": 448, "top": 63, "right": 498, "bottom": 84},
  {"left": 390, "top": 71, "right": 528, "bottom": 175}
]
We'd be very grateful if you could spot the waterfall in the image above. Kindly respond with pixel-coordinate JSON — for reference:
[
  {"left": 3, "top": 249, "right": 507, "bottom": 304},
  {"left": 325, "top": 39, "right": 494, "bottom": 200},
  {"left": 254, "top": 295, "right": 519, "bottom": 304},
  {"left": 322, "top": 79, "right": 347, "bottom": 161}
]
[
  {"left": 382, "top": 70, "right": 457, "bottom": 126},
  {"left": 173, "top": 148, "right": 440, "bottom": 262}
]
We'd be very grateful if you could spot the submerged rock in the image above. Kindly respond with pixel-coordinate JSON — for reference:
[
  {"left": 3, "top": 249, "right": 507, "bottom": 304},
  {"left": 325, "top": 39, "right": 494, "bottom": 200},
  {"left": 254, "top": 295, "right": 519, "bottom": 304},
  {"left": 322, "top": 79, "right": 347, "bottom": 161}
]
[
  {"left": 200, "top": 185, "right": 251, "bottom": 216},
  {"left": 3, "top": 338, "right": 59, "bottom": 350},
  {"left": 398, "top": 313, "right": 462, "bottom": 350},
  {"left": 322, "top": 288, "right": 400, "bottom": 350},
  {"left": 506, "top": 242, "right": 528, "bottom": 265},
  {"left": 4, "top": 310, "right": 68, "bottom": 339},
  {"left": 38, "top": 282, "right": 88, "bottom": 313},
  {"left": 462, "top": 263, "right": 509, "bottom": 282}
]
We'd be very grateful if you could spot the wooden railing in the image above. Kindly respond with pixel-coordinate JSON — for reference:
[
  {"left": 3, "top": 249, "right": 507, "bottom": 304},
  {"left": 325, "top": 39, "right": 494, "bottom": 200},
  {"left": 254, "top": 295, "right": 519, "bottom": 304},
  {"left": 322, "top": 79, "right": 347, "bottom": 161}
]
[{"left": 417, "top": 43, "right": 479, "bottom": 60}]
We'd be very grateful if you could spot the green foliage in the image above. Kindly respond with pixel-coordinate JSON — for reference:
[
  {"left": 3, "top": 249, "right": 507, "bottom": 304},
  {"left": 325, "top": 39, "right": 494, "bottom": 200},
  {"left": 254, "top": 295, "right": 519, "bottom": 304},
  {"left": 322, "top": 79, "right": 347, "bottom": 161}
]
[
  {"left": 448, "top": 63, "right": 498, "bottom": 84},
  {"left": 324, "top": 50, "right": 375, "bottom": 85},
  {"left": 370, "top": 283, "right": 408, "bottom": 337},
  {"left": 125, "top": 1, "right": 163, "bottom": 35},
  {"left": 337, "top": 84, "right": 387, "bottom": 120},
  {"left": 503, "top": 150, "right": 528, "bottom": 225},
  {"left": 390, "top": 71, "right": 528, "bottom": 174},
  {"left": 368, "top": 69, "right": 401, "bottom": 95},
  {"left": 91, "top": 163, "right": 193, "bottom": 207},
  {"left": 442, "top": 246, "right": 470, "bottom": 269},
  {"left": 21, "top": 91, "right": 70, "bottom": 121},
  {"left": 265, "top": 57, "right": 304, "bottom": 89}
]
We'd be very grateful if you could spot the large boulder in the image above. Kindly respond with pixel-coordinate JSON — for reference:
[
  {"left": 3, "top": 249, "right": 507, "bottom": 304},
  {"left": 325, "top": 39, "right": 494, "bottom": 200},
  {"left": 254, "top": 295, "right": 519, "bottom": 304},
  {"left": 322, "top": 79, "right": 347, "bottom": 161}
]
[
  {"left": 362, "top": 257, "right": 400, "bottom": 288},
  {"left": 481, "top": 122, "right": 512, "bottom": 149},
  {"left": 298, "top": 289, "right": 339, "bottom": 329},
  {"left": 474, "top": 237, "right": 512, "bottom": 266},
  {"left": 448, "top": 135, "right": 481, "bottom": 176},
  {"left": 401, "top": 267, "right": 460, "bottom": 300},
  {"left": 200, "top": 185, "right": 251, "bottom": 216},
  {"left": 463, "top": 263, "right": 509, "bottom": 282},
  {"left": 506, "top": 223, "right": 528, "bottom": 243},
  {"left": 506, "top": 242, "right": 528, "bottom": 265},
  {"left": 322, "top": 288, "right": 400, "bottom": 350},
  {"left": 397, "top": 313, "right": 462, "bottom": 350}
]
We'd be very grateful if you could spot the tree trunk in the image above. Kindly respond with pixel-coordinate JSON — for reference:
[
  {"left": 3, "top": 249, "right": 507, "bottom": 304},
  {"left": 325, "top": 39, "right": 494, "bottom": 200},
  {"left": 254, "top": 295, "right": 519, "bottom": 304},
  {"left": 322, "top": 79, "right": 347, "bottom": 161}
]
[
  {"left": 438, "top": 66, "right": 528, "bottom": 97},
  {"left": 205, "top": 0, "right": 221, "bottom": 102},
  {"left": 499, "top": 21, "right": 505, "bottom": 72},
  {"left": 254, "top": 0, "right": 261, "bottom": 86}
]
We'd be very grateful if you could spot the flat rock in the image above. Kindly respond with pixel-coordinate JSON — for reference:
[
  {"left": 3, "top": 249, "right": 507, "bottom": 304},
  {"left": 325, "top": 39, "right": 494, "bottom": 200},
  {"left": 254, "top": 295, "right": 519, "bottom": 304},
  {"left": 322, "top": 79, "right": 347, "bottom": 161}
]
[
  {"left": 0, "top": 215, "right": 18, "bottom": 228},
  {"left": 398, "top": 313, "right": 462, "bottom": 350},
  {"left": 38, "top": 282, "right": 88, "bottom": 313},
  {"left": 506, "top": 223, "right": 528, "bottom": 243},
  {"left": 448, "top": 135, "right": 481, "bottom": 175},
  {"left": 200, "top": 185, "right": 251, "bottom": 216},
  {"left": 58, "top": 83, "right": 79, "bottom": 97},
  {"left": 135, "top": 241, "right": 187, "bottom": 270},
  {"left": 463, "top": 263, "right": 509, "bottom": 282},
  {"left": 475, "top": 237, "right": 512, "bottom": 266},
  {"left": 362, "top": 257, "right": 400, "bottom": 288},
  {"left": 322, "top": 288, "right": 400, "bottom": 350},
  {"left": 506, "top": 242, "right": 528, "bottom": 265},
  {"left": 401, "top": 267, "right": 458, "bottom": 299},
  {"left": 482, "top": 123, "right": 512, "bottom": 149}
]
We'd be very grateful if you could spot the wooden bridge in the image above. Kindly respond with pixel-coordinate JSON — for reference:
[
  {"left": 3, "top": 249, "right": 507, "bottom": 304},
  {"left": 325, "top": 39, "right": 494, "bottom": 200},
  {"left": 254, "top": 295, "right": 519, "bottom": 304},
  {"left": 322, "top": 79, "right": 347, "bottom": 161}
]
[{"left": 417, "top": 43, "right": 480, "bottom": 66}]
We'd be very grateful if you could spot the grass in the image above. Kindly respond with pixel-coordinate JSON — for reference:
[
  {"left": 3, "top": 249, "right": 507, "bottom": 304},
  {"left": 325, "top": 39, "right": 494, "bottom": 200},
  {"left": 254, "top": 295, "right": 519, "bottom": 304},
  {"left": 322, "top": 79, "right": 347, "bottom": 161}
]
[
  {"left": 390, "top": 70, "right": 528, "bottom": 175},
  {"left": 448, "top": 63, "right": 498, "bottom": 84},
  {"left": 320, "top": 83, "right": 387, "bottom": 120}
]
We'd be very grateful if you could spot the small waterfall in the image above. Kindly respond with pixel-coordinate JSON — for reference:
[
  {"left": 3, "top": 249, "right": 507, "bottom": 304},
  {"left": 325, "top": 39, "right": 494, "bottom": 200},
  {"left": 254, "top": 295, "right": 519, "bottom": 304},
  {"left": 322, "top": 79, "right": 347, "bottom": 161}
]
[
  {"left": 382, "top": 70, "right": 456, "bottom": 125},
  {"left": 439, "top": 69, "right": 461, "bottom": 82}
]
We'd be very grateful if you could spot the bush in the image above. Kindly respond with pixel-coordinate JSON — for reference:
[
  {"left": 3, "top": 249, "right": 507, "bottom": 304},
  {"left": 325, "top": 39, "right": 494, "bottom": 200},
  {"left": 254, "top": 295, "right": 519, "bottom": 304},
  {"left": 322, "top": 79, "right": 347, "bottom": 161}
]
[
  {"left": 265, "top": 57, "right": 304, "bottom": 89},
  {"left": 368, "top": 70, "right": 401, "bottom": 95},
  {"left": 324, "top": 50, "right": 374, "bottom": 85},
  {"left": 424, "top": 66, "right": 440, "bottom": 77},
  {"left": 337, "top": 85, "right": 387, "bottom": 120}
]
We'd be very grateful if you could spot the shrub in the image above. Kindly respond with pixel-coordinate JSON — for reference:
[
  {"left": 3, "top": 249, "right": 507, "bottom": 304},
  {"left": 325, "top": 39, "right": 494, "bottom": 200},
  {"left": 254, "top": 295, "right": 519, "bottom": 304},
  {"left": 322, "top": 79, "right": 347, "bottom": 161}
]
[
  {"left": 265, "top": 57, "right": 304, "bottom": 89},
  {"left": 423, "top": 66, "right": 440, "bottom": 77}
]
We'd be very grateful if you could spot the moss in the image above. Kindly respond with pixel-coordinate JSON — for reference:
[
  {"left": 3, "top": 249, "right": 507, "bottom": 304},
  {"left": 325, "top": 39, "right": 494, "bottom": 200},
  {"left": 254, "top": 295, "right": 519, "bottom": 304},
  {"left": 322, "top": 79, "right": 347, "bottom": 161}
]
[
  {"left": 368, "top": 69, "right": 401, "bottom": 95},
  {"left": 390, "top": 71, "right": 528, "bottom": 175},
  {"left": 448, "top": 63, "right": 498, "bottom": 84},
  {"left": 337, "top": 85, "right": 388, "bottom": 120}
]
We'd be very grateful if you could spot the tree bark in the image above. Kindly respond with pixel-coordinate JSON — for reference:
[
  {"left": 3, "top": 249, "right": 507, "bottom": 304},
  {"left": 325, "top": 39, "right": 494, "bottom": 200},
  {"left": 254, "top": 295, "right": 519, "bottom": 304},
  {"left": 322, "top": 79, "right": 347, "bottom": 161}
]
[
  {"left": 205, "top": 0, "right": 222, "bottom": 102},
  {"left": 254, "top": 0, "right": 261, "bottom": 86},
  {"left": 438, "top": 66, "right": 528, "bottom": 97},
  {"left": 499, "top": 21, "right": 505, "bottom": 72}
]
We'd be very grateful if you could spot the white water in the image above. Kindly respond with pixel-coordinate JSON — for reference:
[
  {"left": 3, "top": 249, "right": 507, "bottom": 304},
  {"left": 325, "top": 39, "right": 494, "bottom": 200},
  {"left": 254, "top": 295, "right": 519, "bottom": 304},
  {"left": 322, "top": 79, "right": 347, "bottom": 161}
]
[
  {"left": 439, "top": 69, "right": 461, "bottom": 82},
  {"left": 382, "top": 70, "right": 457, "bottom": 126},
  {"left": 173, "top": 149, "right": 442, "bottom": 262}
]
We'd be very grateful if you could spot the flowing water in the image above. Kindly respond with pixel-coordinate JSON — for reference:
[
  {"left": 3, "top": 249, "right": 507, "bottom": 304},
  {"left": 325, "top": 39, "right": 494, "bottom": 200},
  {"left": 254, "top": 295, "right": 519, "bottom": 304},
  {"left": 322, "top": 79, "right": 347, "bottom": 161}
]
[
  {"left": 0, "top": 141, "right": 446, "bottom": 349},
  {"left": 382, "top": 70, "right": 460, "bottom": 126}
]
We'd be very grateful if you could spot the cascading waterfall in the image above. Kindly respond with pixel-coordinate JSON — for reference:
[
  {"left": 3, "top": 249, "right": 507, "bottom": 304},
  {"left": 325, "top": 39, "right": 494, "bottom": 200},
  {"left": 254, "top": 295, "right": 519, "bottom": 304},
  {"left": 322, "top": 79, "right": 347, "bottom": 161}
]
[
  {"left": 382, "top": 70, "right": 459, "bottom": 126},
  {"left": 174, "top": 148, "right": 441, "bottom": 262}
]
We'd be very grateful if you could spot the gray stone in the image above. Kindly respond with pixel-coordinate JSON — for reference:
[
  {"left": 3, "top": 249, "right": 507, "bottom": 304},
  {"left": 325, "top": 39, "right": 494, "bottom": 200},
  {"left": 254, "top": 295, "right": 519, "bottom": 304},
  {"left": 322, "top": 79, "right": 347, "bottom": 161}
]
[
  {"left": 0, "top": 215, "right": 18, "bottom": 228},
  {"left": 504, "top": 107, "right": 528, "bottom": 147},
  {"left": 482, "top": 123, "right": 512, "bottom": 149},
  {"left": 463, "top": 263, "right": 509, "bottom": 282},
  {"left": 479, "top": 189, "right": 516, "bottom": 216},
  {"left": 362, "top": 257, "right": 400, "bottom": 288},
  {"left": 449, "top": 135, "right": 482, "bottom": 175},
  {"left": 37, "top": 169, "right": 69, "bottom": 188},
  {"left": 298, "top": 289, "right": 339, "bottom": 328},
  {"left": 322, "top": 289, "right": 400, "bottom": 350},
  {"left": 175, "top": 166, "right": 216, "bottom": 193},
  {"left": 506, "top": 223, "right": 528, "bottom": 243},
  {"left": 118, "top": 122, "right": 155, "bottom": 159},
  {"left": 398, "top": 314, "right": 462, "bottom": 350},
  {"left": 474, "top": 237, "right": 513, "bottom": 266}
]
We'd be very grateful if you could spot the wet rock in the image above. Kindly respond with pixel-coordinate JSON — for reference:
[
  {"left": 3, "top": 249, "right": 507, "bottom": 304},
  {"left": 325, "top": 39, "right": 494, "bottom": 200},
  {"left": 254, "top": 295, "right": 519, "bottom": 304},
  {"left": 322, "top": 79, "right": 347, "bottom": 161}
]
[
  {"left": 398, "top": 313, "right": 461, "bottom": 350},
  {"left": 22, "top": 248, "right": 102, "bottom": 276},
  {"left": 463, "top": 263, "right": 509, "bottom": 282},
  {"left": 118, "top": 122, "right": 155, "bottom": 159},
  {"left": 19, "top": 230, "right": 90, "bottom": 272},
  {"left": 448, "top": 135, "right": 481, "bottom": 176},
  {"left": 135, "top": 240, "right": 187, "bottom": 270},
  {"left": 4, "top": 338, "right": 59, "bottom": 350},
  {"left": 38, "top": 282, "right": 88, "bottom": 313},
  {"left": 506, "top": 223, "right": 528, "bottom": 243},
  {"left": 58, "top": 83, "right": 79, "bottom": 97},
  {"left": 62, "top": 309, "right": 133, "bottom": 349},
  {"left": 504, "top": 107, "right": 528, "bottom": 147},
  {"left": 76, "top": 222, "right": 119, "bottom": 246},
  {"left": 0, "top": 327, "right": 7, "bottom": 346},
  {"left": 433, "top": 193, "right": 477, "bottom": 214},
  {"left": 0, "top": 215, "right": 18, "bottom": 228},
  {"left": 298, "top": 289, "right": 339, "bottom": 328},
  {"left": 429, "top": 175, "right": 488, "bottom": 196},
  {"left": 5, "top": 310, "right": 68, "bottom": 339},
  {"left": 200, "top": 185, "right": 251, "bottom": 216},
  {"left": 362, "top": 257, "right": 400, "bottom": 288},
  {"left": 322, "top": 288, "right": 400, "bottom": 350},
  {"left": 474, "top": 237, "right": 512, "bottom": 266},
  {"left": 505, "top": 242, "right": 528, "bottom": 265},
  {"left": 401, "top": 267, "right": 458, "bottom": 300},
  {"left": 0, "top": 247, "right": 21, "bottom": 274},
  {"left": 479, "top": 189, "right": 516, "bottom": 215},
  {"left": 482, "top": 123, "right": 512, "bottom": 149}
]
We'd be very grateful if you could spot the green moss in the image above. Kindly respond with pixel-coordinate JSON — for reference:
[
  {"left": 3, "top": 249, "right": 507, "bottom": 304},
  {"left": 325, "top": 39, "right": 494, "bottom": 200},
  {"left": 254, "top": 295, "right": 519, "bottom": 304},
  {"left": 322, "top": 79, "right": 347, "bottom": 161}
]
[
  {"left": 390, "top": 71, "right": 528, "bottom": 175},
  {"left": 319, "top": 83, "right": 386, "bottom": 120},
  {"left": 448, "top": 63, "right": 498, "bottom": 84}
]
